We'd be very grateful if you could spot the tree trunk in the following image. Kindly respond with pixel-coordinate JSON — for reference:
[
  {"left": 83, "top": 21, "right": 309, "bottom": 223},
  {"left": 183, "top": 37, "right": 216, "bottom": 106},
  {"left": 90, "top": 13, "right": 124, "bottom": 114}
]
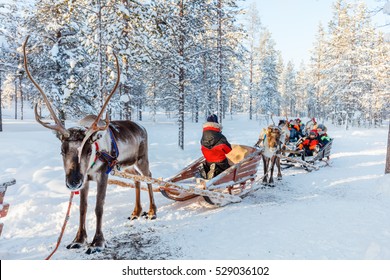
[
  {"left": 249, "top": 52, "right": 253, "bottom": 120},
  {"left": 385, "top": 123, "right": 390, "bottom": 174},
  {"left": 19, "top": 75, "right": 23, "bottom": 121},
  {"left": 14, "top": 79, "right": 17, "bottom": 120},
  {"left": 178, "top": 0, "right": 185, "bottom": 150},
  {"left": 217, "top": 0, "right": 223, "bottom": 124}
]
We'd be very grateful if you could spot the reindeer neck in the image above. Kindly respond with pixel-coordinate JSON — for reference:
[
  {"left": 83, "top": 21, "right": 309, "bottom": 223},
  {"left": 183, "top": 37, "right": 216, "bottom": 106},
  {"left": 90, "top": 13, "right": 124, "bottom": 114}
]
[{"left": 90, "top": 126, "right": 119, "bottom": 174}]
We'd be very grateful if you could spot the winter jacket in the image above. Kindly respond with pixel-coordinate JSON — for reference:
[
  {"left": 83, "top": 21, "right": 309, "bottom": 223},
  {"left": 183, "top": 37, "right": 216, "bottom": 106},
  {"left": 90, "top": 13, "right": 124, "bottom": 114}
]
[
  {"left": 201, "top": 122, "right": 232, "bottom": 163},
  {"left": 317, "top": 133, "right": 330, "bottom": 147},
  {"left": 298, "top": 138, "right": 319, "bottom": 151}
]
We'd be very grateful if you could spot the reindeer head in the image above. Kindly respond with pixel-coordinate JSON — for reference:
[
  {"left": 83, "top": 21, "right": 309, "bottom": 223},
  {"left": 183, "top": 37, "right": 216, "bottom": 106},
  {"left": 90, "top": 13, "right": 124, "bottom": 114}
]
[
  {"left": 58, "top": 127, "right": 90, "bottom": 189},
  {"left": 266, "top": 125, "right": 281, "bottom": 153},
  {"left": 23, "top": 36, "right": 120, "bottom": 191}
]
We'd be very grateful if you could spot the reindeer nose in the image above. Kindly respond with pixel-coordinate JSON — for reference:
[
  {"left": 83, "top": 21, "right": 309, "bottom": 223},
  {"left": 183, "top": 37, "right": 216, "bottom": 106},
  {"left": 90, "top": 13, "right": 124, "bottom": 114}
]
[{"left": 66, "top": 175, "right": 84, "bottom": 190}]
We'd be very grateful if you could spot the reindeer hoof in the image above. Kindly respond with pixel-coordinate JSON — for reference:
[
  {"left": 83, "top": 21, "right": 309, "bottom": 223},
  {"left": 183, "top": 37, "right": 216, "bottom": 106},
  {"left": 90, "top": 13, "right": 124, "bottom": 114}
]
[
  {"left": 66, "top": 242, "right": 85, "bottom": 250},
  {"left": 148, "top": 214, "right": 157, "bottom": 220},
  {"left": 128, "top": 214, "right": 140, "bottom": 220},
  {"left": 140, "top": 211, "right": 157, "bottom": 220},
  {"left": 85, "top": 246, "right": 103, "bottom": 255}
]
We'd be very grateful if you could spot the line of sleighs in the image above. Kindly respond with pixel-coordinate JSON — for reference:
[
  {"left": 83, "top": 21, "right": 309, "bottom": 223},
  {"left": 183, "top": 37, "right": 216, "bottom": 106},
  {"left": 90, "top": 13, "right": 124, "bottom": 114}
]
[
  {"left": 159, "top": 118, "right": 333, "bottom": 206},
  {"left": 277, "top": 118, "right": 332, "bottom": 164}
]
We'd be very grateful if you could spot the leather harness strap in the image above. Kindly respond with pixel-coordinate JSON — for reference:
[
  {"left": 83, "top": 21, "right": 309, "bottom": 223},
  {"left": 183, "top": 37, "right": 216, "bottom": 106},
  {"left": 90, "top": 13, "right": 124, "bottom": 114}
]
[{"left": 90, "top": 126, "right": 119, "bottom": 174}]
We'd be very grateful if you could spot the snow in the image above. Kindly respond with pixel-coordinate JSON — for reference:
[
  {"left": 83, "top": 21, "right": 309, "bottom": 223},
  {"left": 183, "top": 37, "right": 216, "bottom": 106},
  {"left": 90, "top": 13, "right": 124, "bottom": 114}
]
[
  {"left": 0, "top": 112, "right": 390, "bottom": 267},
  {"left": 384, "top": 1, "right": 390, "bottom": 15}
]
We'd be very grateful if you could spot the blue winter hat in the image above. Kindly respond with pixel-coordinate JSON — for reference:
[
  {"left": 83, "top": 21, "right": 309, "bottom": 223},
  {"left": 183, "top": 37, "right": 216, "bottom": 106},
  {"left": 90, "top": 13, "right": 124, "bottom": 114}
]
[{"left": 207, "top": 114, "right": 218, "bottom": 123}]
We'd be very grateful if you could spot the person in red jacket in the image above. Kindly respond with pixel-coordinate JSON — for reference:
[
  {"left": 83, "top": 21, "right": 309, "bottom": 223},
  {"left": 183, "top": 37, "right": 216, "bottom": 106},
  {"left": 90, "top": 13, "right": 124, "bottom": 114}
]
[
  {"left": 297, "top": 130, "right": 319, "bottom": 156},
  {"left": 200, "top": 114, "right": 232, "bottom": 179}
]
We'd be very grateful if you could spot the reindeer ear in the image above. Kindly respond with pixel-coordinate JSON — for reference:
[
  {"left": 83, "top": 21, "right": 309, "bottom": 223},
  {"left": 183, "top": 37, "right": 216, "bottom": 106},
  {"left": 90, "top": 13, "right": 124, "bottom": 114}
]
[{"left": 56, "top": 131, "right": 64, "bottom": 141}]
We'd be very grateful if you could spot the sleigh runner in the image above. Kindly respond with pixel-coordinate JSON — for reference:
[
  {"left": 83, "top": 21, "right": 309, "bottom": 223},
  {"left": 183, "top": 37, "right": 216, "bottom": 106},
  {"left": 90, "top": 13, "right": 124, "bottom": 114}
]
[{"left": 111, "top": 145, "right": 263, "bottom": 206}]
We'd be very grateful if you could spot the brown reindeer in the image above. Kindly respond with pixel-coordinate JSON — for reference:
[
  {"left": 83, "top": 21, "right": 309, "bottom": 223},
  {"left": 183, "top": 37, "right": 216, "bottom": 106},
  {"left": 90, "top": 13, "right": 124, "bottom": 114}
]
[
  {"left": 256, "top": 125, "right": 283, "bottom": 185},
  {"left": 23, "top": 36, "right": 157, "bottom": 254}
]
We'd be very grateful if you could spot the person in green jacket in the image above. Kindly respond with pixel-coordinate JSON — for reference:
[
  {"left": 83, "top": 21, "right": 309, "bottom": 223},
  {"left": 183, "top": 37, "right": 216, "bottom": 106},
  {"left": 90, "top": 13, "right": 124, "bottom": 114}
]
[{"left": 316, "top": 124, "right": 331, "bottom": 147}]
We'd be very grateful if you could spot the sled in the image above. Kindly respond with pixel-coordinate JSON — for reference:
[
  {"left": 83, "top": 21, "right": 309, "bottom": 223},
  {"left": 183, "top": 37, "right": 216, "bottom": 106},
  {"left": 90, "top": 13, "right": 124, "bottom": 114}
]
[
  {"left": 110, "top": 144, "right": 263, "bottom": 206},
  {"left": 280, "top": 139, "right": 333, "bottom": 171},
  {"left": 158, "top": 144, "right": 263, "bottom": 205}
]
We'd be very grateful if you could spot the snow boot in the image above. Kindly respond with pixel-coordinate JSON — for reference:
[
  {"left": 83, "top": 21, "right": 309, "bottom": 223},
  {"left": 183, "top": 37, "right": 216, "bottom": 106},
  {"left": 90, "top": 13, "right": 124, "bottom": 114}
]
[
  {"left": 207, "top": 163, "right": 216, "bottom": 179},
  {"left": 198, "top": 164, "right": 207, "bottom": 179}
]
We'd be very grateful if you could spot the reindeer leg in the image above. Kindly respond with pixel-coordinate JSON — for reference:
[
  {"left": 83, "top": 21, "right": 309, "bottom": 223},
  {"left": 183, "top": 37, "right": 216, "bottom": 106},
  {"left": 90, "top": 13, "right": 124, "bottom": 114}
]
[
  {"left": 67, "top": 181, "right": 89, "bottom": 250},
  {"left": 269, "top": 157, "right": 275, "bottom": 186},
  {"left": 86, "top": 175, "right": 108, "bottom": 254},
  {"left": 276, "top": 157, "right": 282, "bottom": 180},
  {"left": 147, "top": 182, "right": 157, "bottom": 220},
  {"left": 135, "top": 160, "right": 156, "bottom": 220},
  {"left": 262, "top": 157, "right": 269, "bottom": 184},
  {"left": 130, "top": 181, "right": 143, "bottom": 220}
]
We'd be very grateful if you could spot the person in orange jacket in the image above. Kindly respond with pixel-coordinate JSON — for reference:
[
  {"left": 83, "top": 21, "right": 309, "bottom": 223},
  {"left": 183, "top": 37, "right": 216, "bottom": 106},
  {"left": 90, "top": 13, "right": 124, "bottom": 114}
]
[{"left": 298, "top": 130, "right": 319, "bottom": 156}]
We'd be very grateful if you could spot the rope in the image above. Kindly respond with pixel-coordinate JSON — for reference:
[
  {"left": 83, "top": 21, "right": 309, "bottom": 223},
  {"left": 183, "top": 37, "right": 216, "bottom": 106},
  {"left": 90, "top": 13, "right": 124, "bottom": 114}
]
[
  {"left": 108, "top": 178, "right": 161, "bottom": 192},
  {"left": 111, "top": 170, "right": 241, "bottom": 204},
  {"left": 45, "top": 191, "right": 75, "bottom": 260}
]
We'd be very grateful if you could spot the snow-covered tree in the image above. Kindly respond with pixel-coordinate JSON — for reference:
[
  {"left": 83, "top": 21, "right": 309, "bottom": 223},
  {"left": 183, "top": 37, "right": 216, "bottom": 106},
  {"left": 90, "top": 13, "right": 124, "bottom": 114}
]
[
  {"left": 308, "top": 0, "right": 389, "bottom": 128},
  {"left": 256, "top": 29, "right": 280, "bottom": 117},
  {"left": 279, "top": 61, "right": 297, "bottom": 117},
  {"left": 243, "top": 2, "right": 261, "bottom": 120}
]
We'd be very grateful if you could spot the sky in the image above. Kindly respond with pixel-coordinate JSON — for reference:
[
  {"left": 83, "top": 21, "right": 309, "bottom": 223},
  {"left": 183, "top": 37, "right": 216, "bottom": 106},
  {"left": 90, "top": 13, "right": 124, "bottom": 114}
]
[{"left": 244, "top": 0, "right": 389, "bottom": 65}]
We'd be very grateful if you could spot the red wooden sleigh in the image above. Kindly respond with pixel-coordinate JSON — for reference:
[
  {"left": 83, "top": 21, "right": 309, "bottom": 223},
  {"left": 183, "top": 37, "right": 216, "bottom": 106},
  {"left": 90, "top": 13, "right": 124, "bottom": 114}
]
[
  {"left": 110, "top": 145, "right": 263, "bottom": 206},
  {"left": 158, "top": 144, "right": 263, "bottom": 205}
]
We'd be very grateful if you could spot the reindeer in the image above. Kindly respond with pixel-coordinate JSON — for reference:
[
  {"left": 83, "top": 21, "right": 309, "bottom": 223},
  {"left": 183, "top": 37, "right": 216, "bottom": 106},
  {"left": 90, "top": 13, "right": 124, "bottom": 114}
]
[
  {"left": 23, "top": 36, "right": 157, "bottom": 254},
  {"left": 255, "top": 125, "right": 283, "bottom": 185},
  {"left": 278, "top": 117, "right": 291, "bottom": 153}
]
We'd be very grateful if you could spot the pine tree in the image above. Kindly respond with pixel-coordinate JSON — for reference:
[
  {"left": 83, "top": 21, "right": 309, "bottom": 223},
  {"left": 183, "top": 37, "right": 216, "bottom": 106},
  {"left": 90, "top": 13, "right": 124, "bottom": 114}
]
[
  {"left": 256, "top": 29, "right": 279, "bottom": 120},
  {"left": 0, "top": 1, "right": 27, "bottom": 120},
  {"left": 280, "top": 61, "right": 297, "bottom": 117},
  {"left": 244, "top": 2, "right": 261, "bottom": 120}
]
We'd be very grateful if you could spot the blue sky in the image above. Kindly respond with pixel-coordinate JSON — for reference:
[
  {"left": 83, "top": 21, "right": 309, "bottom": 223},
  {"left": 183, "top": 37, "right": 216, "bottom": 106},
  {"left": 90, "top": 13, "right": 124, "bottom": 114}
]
[{"left": 243, "top": 0, "right": 389, "bottom": 65}]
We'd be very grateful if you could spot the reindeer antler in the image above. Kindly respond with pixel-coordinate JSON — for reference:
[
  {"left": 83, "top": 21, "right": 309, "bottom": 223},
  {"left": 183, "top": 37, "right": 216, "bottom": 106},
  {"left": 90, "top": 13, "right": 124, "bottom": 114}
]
[
  {"left": 77, "top": 53, "right": 120, "bottom": 160},
  {"left": 270, "top": 113, "right": 275, "bottom": 125},
  {"left": 23, "top": 36, "right": 70, "bottom": 138}
]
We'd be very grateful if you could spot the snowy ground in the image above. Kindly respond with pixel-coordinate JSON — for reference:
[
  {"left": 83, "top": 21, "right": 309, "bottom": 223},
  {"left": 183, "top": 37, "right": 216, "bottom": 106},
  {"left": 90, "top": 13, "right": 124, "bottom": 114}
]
[{"left": 0, "top": 112, "right": 390, "bottom": 262}]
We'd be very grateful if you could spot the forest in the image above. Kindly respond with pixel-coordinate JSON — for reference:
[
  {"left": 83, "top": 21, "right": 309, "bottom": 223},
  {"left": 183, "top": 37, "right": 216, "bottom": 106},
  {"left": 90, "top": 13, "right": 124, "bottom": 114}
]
[{"left": 0, "top": 0, "right": 389, "bottom": 148}]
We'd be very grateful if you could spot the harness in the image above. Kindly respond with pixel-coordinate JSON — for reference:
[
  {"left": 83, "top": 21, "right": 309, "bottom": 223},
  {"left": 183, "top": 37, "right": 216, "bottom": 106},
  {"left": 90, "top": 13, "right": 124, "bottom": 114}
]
[{"left": 90, "top": 126, "right": 119, "bottom": 174}]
